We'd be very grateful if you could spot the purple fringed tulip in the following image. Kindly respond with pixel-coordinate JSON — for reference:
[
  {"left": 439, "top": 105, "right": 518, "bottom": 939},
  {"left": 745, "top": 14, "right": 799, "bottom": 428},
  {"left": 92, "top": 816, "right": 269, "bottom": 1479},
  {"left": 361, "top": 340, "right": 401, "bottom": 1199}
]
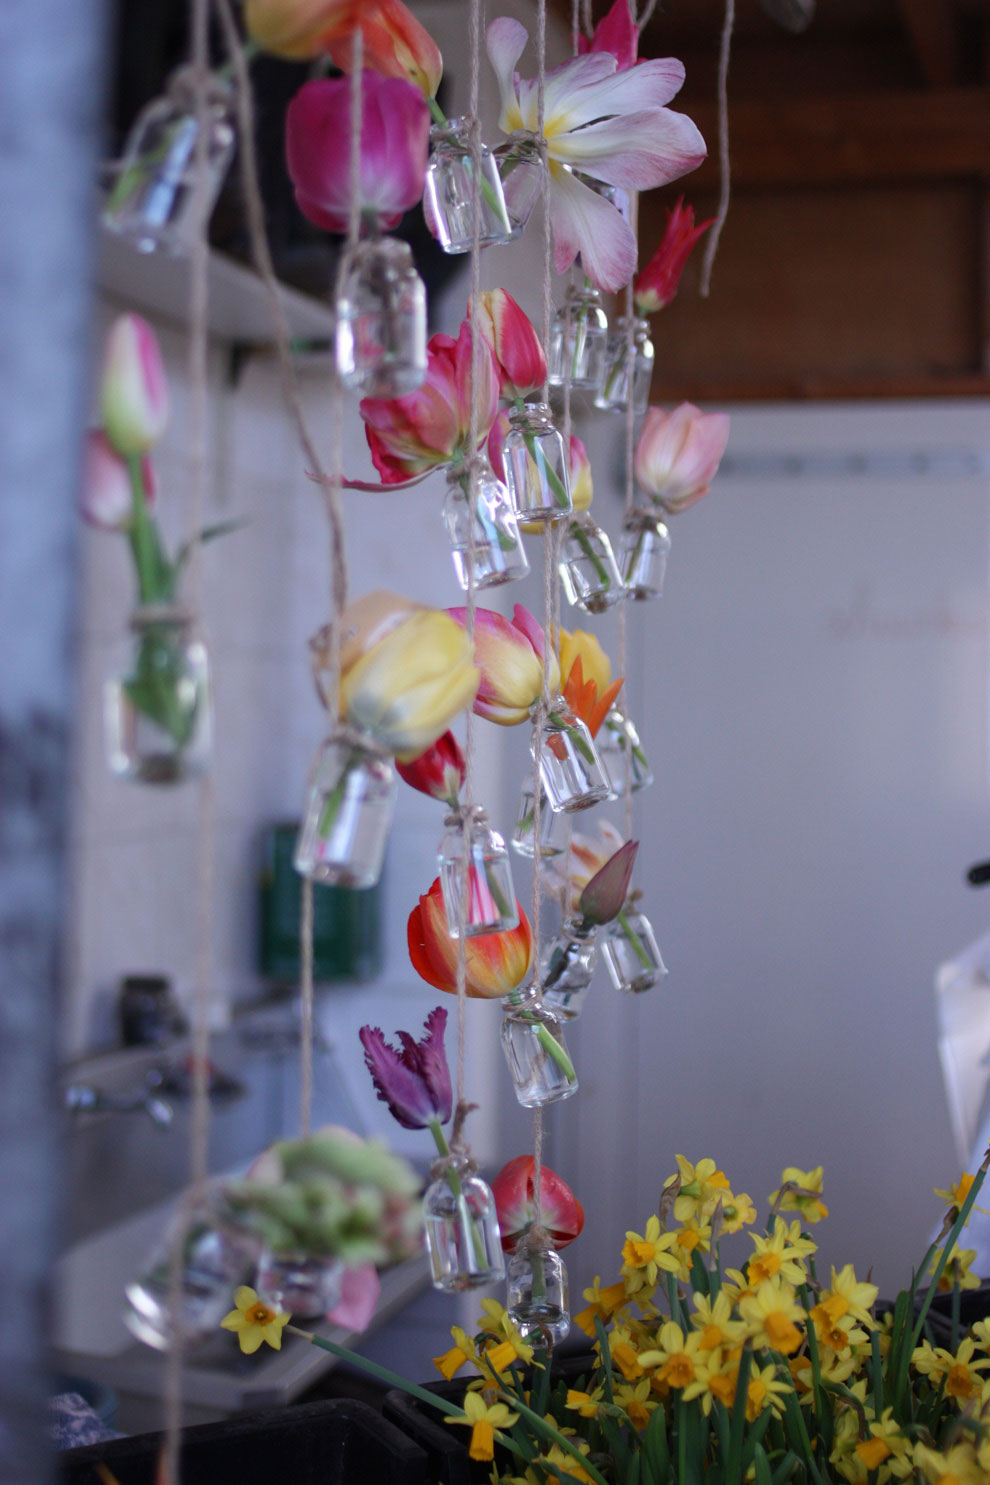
[
  {"left": 359, "top": 1005, "right": 453, "bottom": 1130},
  {"left": 578, "top": 839, "right": 638, "bottom": 926}
]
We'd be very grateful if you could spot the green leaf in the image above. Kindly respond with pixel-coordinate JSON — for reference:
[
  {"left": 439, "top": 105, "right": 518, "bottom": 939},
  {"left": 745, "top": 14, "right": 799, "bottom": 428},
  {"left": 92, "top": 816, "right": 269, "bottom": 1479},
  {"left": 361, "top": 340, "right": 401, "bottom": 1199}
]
[
  {"left": 595, "top": 1315, "right": 615, "bottom": 1404},
  {"left": 643, "top": 1393, "right": 670, "bottom": 1480},
  {"left": 174, "top": 517, "right": 248, "bottom": 572},
  {"left": 752, "top": 1442, "right": 773, "bottom": 1485}
]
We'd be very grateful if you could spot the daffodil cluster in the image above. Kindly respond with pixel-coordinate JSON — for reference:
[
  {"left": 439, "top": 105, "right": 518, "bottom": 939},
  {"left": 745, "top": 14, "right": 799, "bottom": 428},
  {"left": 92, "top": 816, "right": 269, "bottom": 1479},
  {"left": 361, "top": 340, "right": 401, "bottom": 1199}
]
[{"left": 423, "top": 1151, "right": 990, "bottom": 1485}]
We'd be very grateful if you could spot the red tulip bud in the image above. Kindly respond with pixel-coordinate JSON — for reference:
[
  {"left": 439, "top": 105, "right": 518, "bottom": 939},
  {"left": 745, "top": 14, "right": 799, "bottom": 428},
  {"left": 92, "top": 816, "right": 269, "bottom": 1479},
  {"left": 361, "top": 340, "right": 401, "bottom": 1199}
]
[
  {"left": 491, "top": 1155, "right": 584, "bottom": 1252},
  {"left": 395, "top": 731, "right": 465, "bottom": 807}
]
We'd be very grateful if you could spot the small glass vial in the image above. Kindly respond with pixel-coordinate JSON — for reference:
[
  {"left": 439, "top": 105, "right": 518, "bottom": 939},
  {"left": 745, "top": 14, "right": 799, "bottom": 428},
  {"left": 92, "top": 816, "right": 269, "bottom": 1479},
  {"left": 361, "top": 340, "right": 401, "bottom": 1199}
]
[
  {"left": 501, "top": 986, "right": 579, "bottom": 1108},
  {"left": 595, "top": 317, "right": 655, "bottom": 415},
  {"left": 501, "top": 402, "right": 572, "bottom": 525},
  {"left": 443, "top": 461, "right": 530, "bottom": 590},
  {"left": 335, "top": 236, "right": 427, "bottom": 397},
  {"left": 423, "top": 117, "right": 514, "bottom": 253},
  {"left": 293, "top": 729, "right": 396, "bottom": 888},
  {"left": 255, "top": 1249, "right": 344, "bottom": 1321},
  {"left": 598, "top": 707, "right": 654, "bottom": 796},
  {"left": 511, "top": 783, "right": 569, "bottom": 859},
  {"left": 547, "top": 283, "right": 609, "bottom": 390},
  {"left": 124, "top": 1201, "right": 257, "bottom": 1351},
  {"left": 423, "top": 1158, "right": 506, "bottom": 1291},
  {"left": 541, "top": 917, "right": 598, "bottom": 1021},
  {"left": 105, "top": 604, "right": 212, "bottom": 785},
  {"left": 601, "top": 910, "right": 668, "bottom": 995},
  {"left": 493, "top": 132, "right": 545, "bottom": 237},
  {"left": 619, "top": 512, "right": 672, "bottom": 601},
  {"left": 506, "top": 1248, "right": 570, "bottom": 1348},
  {"left": 558, "top": 514, "right": 624, "bottom": 615},
  {"left": 532, "top": 698, "right": 611, "bottom": 814},
  {"left": 103, "top": 67, "right": 235, "bottom": 255},
  {"left": 438, "top": 805, "right": 518, "bottom": 938}
]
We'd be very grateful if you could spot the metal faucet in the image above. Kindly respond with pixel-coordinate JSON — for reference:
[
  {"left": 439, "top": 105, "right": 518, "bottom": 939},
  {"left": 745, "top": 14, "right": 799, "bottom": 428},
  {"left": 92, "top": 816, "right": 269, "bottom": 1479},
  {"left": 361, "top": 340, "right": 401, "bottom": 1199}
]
[{"left": 64, "top": 1081, "right": 174, "bottom": 1128}]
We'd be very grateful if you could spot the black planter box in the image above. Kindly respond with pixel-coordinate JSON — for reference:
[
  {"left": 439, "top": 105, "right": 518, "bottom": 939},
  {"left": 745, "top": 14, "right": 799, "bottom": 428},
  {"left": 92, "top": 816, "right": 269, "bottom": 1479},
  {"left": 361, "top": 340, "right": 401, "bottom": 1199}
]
[
  {"left": 59, "top": 1397, "right": 428, "bottom": 1485},
  {"left": 383, "top": 1353, "right": 597, "bottom": 1485}
]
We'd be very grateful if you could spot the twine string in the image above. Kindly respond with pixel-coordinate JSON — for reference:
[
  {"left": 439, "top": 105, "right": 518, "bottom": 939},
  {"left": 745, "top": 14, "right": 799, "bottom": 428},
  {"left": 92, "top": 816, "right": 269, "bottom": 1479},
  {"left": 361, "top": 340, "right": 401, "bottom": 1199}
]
[{"left": 700, "top": 0, "right": 734, "bottom": 297}]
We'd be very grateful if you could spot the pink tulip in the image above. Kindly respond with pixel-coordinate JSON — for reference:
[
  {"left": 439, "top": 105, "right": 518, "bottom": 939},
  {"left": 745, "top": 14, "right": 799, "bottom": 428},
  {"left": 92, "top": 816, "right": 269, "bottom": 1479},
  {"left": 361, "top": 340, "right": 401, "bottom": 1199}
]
[
  {"left": 575, "top": 0, "right": 638, "bottom": 71},
  {"left": 99, "top": 314, "right": 169, "bottom": 458},
  {"left": 634, "top": 402, "right": 730, "bottom": 515},
  {"left": 472, "top": 289, "right": 546, "bottom": 401},
  {"left": 80, "top": 430, "right": 156, "bottom": 531},
  {"left": 325, "top": 1262, "right": 381, "bottom": 1331},
  {"left": 361, "top": 319, "right": 499, "bottom": 483},
  {"left": 487, "top": 408, "right": 511, "bottom": 485},
  {"left": 395, "top": 730, "right": 465, "bottom": 807},
  {"left": 446, "top": 603, "right": 560, "bottom": 727},
  {"left": 286, "top": 71, "right": 429, "bottom": 234},
  {"left": 634, "top": 197, "right": 714, "bottom": 315}
]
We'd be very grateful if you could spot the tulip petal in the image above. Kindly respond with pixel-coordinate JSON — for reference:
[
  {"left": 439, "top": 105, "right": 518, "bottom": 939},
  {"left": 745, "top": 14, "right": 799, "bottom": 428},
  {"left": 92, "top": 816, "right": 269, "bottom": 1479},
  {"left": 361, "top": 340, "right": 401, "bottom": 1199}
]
[
  {"left": 586, "top": 0, "right": 638, "bottom": 69},
  {"left": 326, "top": 1263, "right": 381, "bottom": 1331},
  {"left": 579, "top": 840, "right": 638, "bottom": 925},
  {"left": 485, "top": 17, "right": 529, "bottom": 130},
  {"left": 548, "top": 166, "right": 637, "bottom": 295},
  {"left": 360, "top": 1023, "right": 441, "bottom": 1129},
  {"left": 549, "top": 108, "right": 707, "bottom": 191},
  {"left": 551, "top": 56, "right": 687, "bottom": 129}
]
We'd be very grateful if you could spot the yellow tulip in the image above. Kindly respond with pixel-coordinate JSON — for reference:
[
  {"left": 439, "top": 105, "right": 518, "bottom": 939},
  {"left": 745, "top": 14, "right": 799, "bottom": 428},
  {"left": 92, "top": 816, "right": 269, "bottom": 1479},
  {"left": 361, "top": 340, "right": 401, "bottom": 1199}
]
[
  {"left": 341, "top": 608, "right": 479, "bottom": 761},
  {"left": 558, "top": 626, "right": 612, "bottom": 697}
]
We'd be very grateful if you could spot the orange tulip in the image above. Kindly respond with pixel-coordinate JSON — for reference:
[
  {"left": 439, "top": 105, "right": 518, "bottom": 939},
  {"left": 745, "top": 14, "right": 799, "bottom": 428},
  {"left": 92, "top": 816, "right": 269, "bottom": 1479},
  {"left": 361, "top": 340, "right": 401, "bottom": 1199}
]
[
  {"left": 246, "top": 0, "right": 443, "bottom": 101},
  {"left": 408, "top": 878, "right": 533, "bottom": 998},
  {"left": 244, "top": 0, "right": 356, "bottom": 59},
  {"left": 561, "top": 654, "right": 623, "bottom": 741}
]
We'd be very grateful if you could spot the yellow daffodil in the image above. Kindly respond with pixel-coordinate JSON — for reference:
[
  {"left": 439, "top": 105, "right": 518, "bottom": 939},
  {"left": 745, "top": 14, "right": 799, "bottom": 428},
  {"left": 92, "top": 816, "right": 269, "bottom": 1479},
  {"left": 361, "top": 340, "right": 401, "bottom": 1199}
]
[
  {"left": 911, "top": 1336, "right": 990, "bottom": 1401},
  {"left": 575, "top": 1276, "right": 627, "bottom": 1337},
  {"left": 613, "top": 1377, "right": 657, "bottom": 1431},
  {"left": 220, "top": 1286, "right": 290, "bottom": 1354},
  {"left": 769, "top": 1165, "right": 829, "bottom": 1223},
  {"left": 690, "top": 1291, "right": 747, "bottom": 1353},
  {"left": 928, "top": 1244, "right": 981, "bottom": 1292},
  {"left": 719, "top": 1189, "right": 757, "bottom": 1233},
  {"left": 621, "top": 1215, "right": 680, "bottom": 1286},
  {"left": 738, "top": 1277, "right": 806, "bottom": 1356},
  {"left": 914, "top": 1439, "right": 987, "bottom": 1485},
  {"left": 609, "top": 1327, "right": 646, "bottom": 1382},
  {"left": 539, "top": 1443, "right": 596, "bottom": 1484},
  {"left": 809, "top": 1301, "right": 869, "bottom": 1355},
  {"left": 853, "top": 1409, "right": 914, "bottom": 1481},
  {"left": 445, "top": 1390, "right": 518, "bottom": 1462},
  {"left": 821, "top": 1263, "right": 879, "bottom": 1327},
  {"left": 637, "top": 1321, "right": 706, "bottom": 1393},
  {"left": 744, "top": 1361, "right": 792, "bottom": 1421},
  {"left": 565, "top": 1385, "right": 605, "bottom": 1418},
  {"left": 664, "top": 1156, "right": 731, "bottom": 1224},
  {"left": 433, "top": 1326, "right": 478, "bottom": 1381},
  {"left": 933, "top": 1171, "right": 989, "bottom": 1221},
  {"left": 746, "top": 1218, "right": 817, "bottom": 1286}
]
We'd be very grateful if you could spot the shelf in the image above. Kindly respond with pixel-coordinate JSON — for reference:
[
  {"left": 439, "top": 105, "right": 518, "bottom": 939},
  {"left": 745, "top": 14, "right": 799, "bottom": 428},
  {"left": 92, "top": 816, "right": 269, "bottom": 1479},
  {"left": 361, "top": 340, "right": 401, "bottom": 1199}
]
[{"left": 95, "top": 222, "right": 333, "bottom": 346}]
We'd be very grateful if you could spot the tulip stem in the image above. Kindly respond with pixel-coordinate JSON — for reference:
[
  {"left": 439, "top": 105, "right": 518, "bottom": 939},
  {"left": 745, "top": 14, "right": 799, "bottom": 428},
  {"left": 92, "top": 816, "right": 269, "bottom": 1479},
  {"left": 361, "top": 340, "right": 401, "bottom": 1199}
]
[
  {"left": 616, "top": 907, "right": 653, "bottom": 970},
  {"left": 429, "top": 1120, "right": 489, "bottom": 1270},
  {"left": 427, "top": 95, "right": 447, "bottom": 127},
  {"left": 513, "top": 401, "right": 571, "bottom": 513},
  {"left": 567, "top": 518, "right": 612, "bottom": 589},
  {"left": 547, "top": 709, "right": 596, "bottom": 768},
  {"left": 504, "top": 994, "right": 577, "bottom": 1084}
]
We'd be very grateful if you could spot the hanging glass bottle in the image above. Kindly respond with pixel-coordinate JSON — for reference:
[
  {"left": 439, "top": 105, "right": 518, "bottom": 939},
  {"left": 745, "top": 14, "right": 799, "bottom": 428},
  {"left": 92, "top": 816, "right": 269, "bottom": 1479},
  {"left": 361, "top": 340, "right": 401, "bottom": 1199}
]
[
  {"left": 511, "top": 783, "right": 569, "bottom": 859},
  {"left": 335, "top": 235, "right": 427, "bottom": 397},
  {"left": 493, "top": 132, "right": 545, "bottom": 236},
  {"left": 124, "top": 1200, "right": 257, "bottom": 1351},
  {"left": 103, "top": 67, "right": 236, "bottom": 256},
  {"left": 598, "top": 706, "right": 654, "bottom": 796},
  {"left": 423, "top": 1155, "right": 505, "bottom": 1291},
  {"left": 595, "top": 317, "right": 655, "bottom": 415},
  {"left": 293, "top": 727, "right": 396, "bottom": 889},
  {"left": 423, "top": 117, "right": 515, "bottom": 253},
  {"left": 501, "top": 402, "right": 572, "bottom": 525},
  {"left": 618, "top": 511, "right": 672, "bottom": 601},
  {"left": 501, "top": 985, "right": 579, "bottom": 1108},
  {"left": 506, "top": 1247, "right": 570, "bottom": 1347},
  {"left": 558, "top": 513, "right": 624, "bottom": 615},
  {"left": 443, "top": 458, "right": 530, "bottom": 590},
  {"left": 547, "top": 283, "right": 609, "bottom": 391},
  {"left": 105, "top": 604, "right": 212, "bottom": 785},
  {"left": 254, "top": 1248, "right": 344, "bottom": 1321},
  {"left": 541, "top": 917, "right": 598, "bottom": 1021},
  {"left": 438, "top": 805, "right": 518, "bottom": 938},
  {"left": 531, "top": 697, "right": 611, "bottom": 814},
  {"left": 601, "top": 909, "right": 668, "bottom": 995}
]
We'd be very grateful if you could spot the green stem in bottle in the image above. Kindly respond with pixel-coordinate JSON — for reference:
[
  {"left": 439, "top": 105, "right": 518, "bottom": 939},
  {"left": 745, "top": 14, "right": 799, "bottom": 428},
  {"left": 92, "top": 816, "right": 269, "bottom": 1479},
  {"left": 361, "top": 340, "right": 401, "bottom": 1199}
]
[
  {"left": 504, "top": 992, "right": 577, "bottom": 1083},
  {"left": 546, "top": 708, "right": 596, "bottom": 767},
  {"left": 513, "top": 400, "right": 571, "bottom": 512},
  {"left": 616, "top": 906, "right": 654, "bottom": 970},
  {"left": 428, "top": 1120, "right": 488, "bottom": 1269},
  {"left": 567, "top": 518, "right": 611, "bottom": 587}
]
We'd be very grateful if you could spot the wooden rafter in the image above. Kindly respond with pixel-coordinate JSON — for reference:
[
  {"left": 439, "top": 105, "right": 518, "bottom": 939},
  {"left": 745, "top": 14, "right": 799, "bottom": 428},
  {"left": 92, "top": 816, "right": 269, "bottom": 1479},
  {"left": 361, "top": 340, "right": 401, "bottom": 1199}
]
[{"left": 897, "top": 0, "right": 960, "bottom": 87}]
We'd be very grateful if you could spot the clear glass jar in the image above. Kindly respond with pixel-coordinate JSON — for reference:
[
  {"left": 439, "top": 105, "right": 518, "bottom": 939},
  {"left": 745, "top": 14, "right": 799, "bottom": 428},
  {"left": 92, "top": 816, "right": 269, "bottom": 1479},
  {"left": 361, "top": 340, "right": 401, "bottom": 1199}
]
[
  {"left": 102, "top": 67, "right": 235, "bottom": 255},
  {"left": 423, "top": 1156, "right": 506, "bottom": 1291},
  {"left": 423, "top": 117, "right": 514, "bottom": 253},
  {"left": 598, "top": 706, "right": 653, "bottom": 796},
  {"left": 547, "top": 284, "right": 609, "bottom": 390},
  {"left": 558, "top": 514, "right": 624, "bottom": 615},
  {"left": 438, "top": 805, "right": 518, "bottom": 938},
  {"left": 541, "top": 917, "right": 598, "bottom": 1021},
  {"left": 293, "top": 728, "right": 396, "bottom": 888},
  {"left": 123, "top": 1199, "right": 258, "bottom": 1351},
  {"left": 254, "top": 1249, "right": 344, "bottom": 1321},
  {"left": 595, "top": 317, "right": 655, "bottom": 415},
  {"left": 105, "top": 604, "right": 212, "bottom": 785},
  {"left": 506, "top": 1248, "right": 570, "bottom": 1347},
  {"left": 619, "top": 512, "right": 672, "bottom": 601},
  {"left": 443, "top": 460, "right": 530, "bottom": 590},
  {"left": 532, "top": 697, "right": 611, "bottom": 814},
  {"left": 511, "top": 783, "right": 568, "bottom": 859},
  {"left": 501, "top": 986, "right": 579, "bottom": 1108},
  {"left": 493, "top": 131, "right": 545, "bottom": 237},
  {"left": 502, "top": 402, "right": 572, "bottom": 525},
  {"left": 601, "top": 909, "right": 668, "bottom": 995},
  {"left": 335, "top": 236, "right": 427, "bottom": 397}
]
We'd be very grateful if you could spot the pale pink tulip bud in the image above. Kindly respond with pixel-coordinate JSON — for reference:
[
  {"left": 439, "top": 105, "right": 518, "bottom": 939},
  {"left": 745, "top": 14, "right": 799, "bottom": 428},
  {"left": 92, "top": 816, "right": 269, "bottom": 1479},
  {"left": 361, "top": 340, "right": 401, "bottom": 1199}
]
[
  {"left": 80, "top": 430, "right": 155, "bottom": 531},
  {"left": 634, "top": 402, "right": 730, "bottom": 515},
  {"left": 99, "top": 314, "right": 169, "bottom": 457}
]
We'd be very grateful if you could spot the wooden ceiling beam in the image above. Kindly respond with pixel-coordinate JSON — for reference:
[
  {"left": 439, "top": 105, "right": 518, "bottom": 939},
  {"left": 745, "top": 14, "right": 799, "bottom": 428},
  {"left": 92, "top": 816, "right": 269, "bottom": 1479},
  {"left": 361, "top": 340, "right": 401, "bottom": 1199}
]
[
  {"left": 897, "top": 0, "right": 960, "bottom": 87},
  {"left": 684, "top": 86, "right": 990, "bottom": 187}
]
